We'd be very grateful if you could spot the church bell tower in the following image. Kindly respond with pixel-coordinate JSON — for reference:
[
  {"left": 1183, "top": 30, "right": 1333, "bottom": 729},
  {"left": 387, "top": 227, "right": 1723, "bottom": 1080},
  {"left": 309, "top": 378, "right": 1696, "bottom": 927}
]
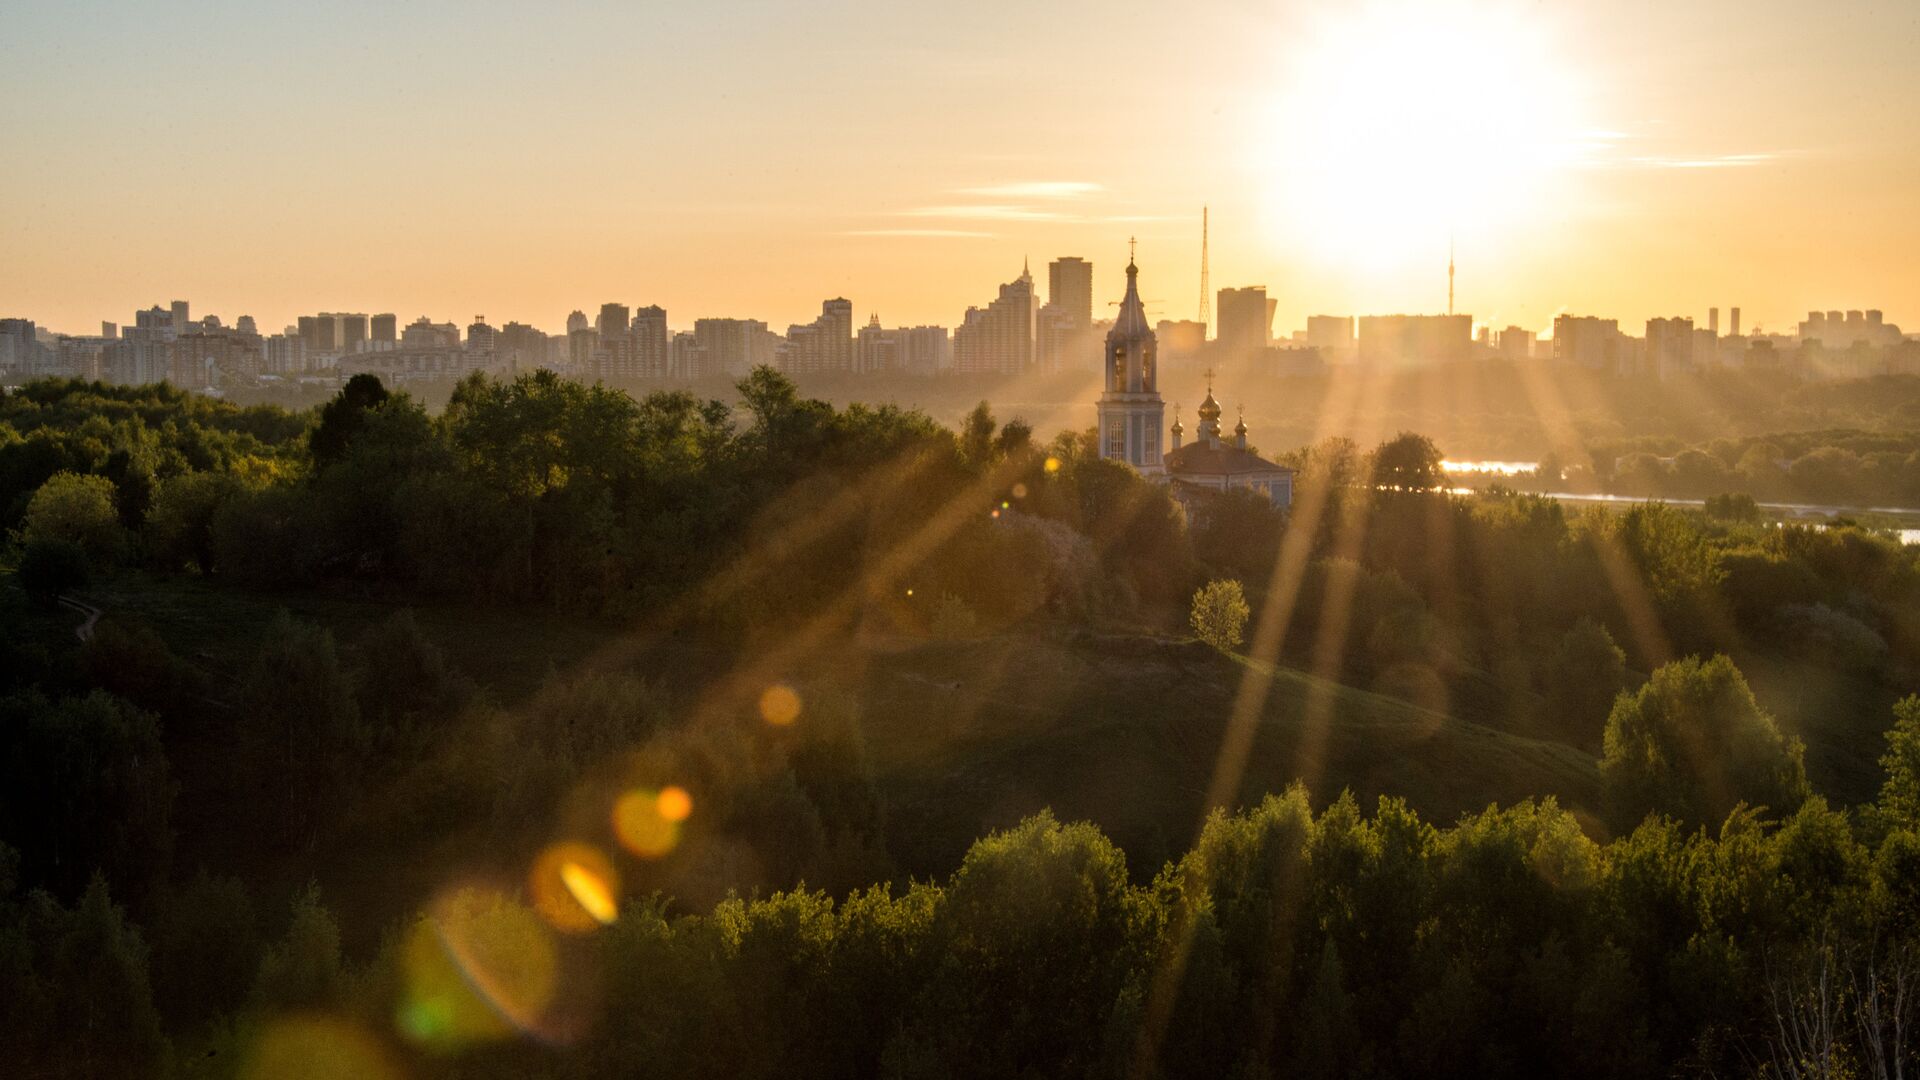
[{"left": 1096, "top": 249, "right": 1166, "bottom": 476}]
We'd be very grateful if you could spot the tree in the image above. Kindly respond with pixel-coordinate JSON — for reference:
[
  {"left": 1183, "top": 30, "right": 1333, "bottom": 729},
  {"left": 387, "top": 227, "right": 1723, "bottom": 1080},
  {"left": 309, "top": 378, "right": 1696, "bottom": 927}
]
[
  {"left": 238, "top": 612, "right": 364, "bottom": 841},
  {"left": 1191, "top": 579, "right": 1251, "bottom": 651},
  {"left": 0, "top": 690, "right": 175, "bottom": 906},
  {"left": 308, "top": 373, "right": 390, "bottom": 466},
  {"left": 1542, "top": 617, "right": 1630, "bottom": 750},
  {"left": 1703, "top": 491, "right": 1762, "bottom": 523},
  {"left": 144, "top": 470, "right": 240, "bottom": 574},
  {"left": 1873, "top": 695, "right": 1920, "bottom": 832},
  {"left": 20, "top": 471, "right": 126, "bottom": 568},
  {"left": 1371, "top": 432, "right": 1446, "bottom": 492},
  {"left": 252, "top": 884, "right": 343, "bottom": 1010},
  {"left": 1600, "top": 654, "right": 1809, "bottom": 831}
]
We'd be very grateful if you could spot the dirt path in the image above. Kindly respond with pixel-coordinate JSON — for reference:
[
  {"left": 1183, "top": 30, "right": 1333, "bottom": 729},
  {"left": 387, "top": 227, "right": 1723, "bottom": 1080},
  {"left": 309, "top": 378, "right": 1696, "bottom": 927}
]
[{"left": 57, "top": 595, "right": 102, "bottom": 642}]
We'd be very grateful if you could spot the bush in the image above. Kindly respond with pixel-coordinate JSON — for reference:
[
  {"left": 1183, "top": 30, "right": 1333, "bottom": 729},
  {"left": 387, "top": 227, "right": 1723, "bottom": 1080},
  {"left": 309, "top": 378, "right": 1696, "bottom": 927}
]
[
  {"left": 1600, "top": 654, "right": 1809, "bottom": 831},
  {"left": 1541, "top": 617, "right": 1629, "bottom": 750},
  {"left": 16, "top": 537, "right": 89, "bottom": 607},
  {"left": 1191, "top": 579, "right": 1250, "bottom": 651},
  {"left": 20, "top": 471, "right": 126, "bottom": 568}
]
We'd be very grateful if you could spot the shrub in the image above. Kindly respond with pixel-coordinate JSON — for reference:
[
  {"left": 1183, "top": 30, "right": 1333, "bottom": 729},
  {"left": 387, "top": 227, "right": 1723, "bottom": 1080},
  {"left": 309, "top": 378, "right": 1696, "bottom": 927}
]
[{"left": 1191, "top": 579, "right": 1251, "bottom": 651}]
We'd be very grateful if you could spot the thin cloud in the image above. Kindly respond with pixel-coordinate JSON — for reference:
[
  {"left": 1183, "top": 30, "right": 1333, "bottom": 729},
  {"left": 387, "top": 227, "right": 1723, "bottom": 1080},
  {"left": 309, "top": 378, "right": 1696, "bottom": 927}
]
[
  {"left": 844, "top": 228, "right": 996, "bottom": 238},
  {"left": 1627, "top": 152, "right": 1778, "bottom": 169},
  {"left": 902, "top": 204, "right": 1069, "bottom": 221},
  {"left": 955, "top": 181, "right": 1104, "bottom": 199}
]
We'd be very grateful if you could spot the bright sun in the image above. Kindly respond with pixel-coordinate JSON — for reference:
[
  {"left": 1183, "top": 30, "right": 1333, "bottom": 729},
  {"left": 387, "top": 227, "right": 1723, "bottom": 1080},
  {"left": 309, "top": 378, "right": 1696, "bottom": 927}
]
[{"left": 1263, "top": 0, "right": 1592, "bottom": 271}]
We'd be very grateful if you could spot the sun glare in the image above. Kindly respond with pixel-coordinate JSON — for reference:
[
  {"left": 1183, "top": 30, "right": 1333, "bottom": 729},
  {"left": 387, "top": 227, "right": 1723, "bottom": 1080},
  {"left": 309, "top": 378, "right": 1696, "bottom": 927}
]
[{"left": 1264, "top": 0, "right": 1591, "bottom": 270}]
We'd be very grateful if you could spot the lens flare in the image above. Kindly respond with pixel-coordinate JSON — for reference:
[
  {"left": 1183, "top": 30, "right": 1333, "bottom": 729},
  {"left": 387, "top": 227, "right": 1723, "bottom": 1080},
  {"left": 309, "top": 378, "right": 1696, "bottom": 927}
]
[
  {"left": 1012, "top": 482, "right": 1028, "bottom": 498},
  {"left": 613, "top": 788, "right": 683, "bottom": 858},
  {"left": 399, "top": 888, "right": 560, "bottom": 1050},
  {"left": 758, "top": 683, "right": 801, "bottom": 725},
  {"left": 529, "top": 843, "right": 621, "bottom": 934},
  {"left": 559, "top": 862, "right": 619, "bottom": 925},
  {"left": 656, "top": 785, "right": 694, "bottom": 823},
  {"left": 243, "top": 1014, "right": 402, "bottom": 1080},
  {"left": 1044, "top": 456, "right": 1061, "bottom": 474}
]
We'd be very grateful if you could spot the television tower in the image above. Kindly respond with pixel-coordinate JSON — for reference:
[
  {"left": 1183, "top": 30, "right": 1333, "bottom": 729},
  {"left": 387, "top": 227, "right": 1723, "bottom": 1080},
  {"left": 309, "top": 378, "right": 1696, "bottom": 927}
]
[
  {"left": 1447, "top": 235, "right": 1456, "bottom": 317},
  {"left": 1198, "top": 206, "right": 1210, "bottom": 330}
]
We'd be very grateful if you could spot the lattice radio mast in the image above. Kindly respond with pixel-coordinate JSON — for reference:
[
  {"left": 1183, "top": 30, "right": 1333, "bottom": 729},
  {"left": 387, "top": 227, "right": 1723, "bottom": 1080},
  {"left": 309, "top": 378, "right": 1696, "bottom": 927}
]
[{"left": 1198, "top": 206, "right": 1210, "bottom": 330}]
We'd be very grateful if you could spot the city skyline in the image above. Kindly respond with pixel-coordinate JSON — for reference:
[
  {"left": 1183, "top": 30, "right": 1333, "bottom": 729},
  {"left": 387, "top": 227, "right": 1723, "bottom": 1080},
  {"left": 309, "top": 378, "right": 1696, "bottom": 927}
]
[{"left": 5, "top": 0, "right": 1919, "bottom": 336}]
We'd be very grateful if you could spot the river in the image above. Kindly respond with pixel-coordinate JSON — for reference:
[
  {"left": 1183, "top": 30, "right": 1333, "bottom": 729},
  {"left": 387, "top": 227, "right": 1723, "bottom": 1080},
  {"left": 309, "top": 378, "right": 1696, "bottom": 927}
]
[{"left": 1441, "top": 460, "right": 1920, "bottom": 545}]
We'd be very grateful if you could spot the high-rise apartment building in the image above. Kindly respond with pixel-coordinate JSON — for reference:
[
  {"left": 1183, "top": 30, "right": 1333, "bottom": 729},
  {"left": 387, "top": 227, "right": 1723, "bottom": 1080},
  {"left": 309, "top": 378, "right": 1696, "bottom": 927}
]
[
  {"left": 694, "top": 318, "right": 779, "bottom": 377},
  {"left": 1645, "top": 317, "right": 1695, "bottom": 379},
  {"left": 371, "top": 313, "right": 397, "bottom": 344},
  {"left": 953, "top": 265, "right": 1036, "bottom": 374},
  {"left": 1216, "top": 287, "right": 1272, "bottom": 356},
  {"left": 784, "top": 297, "right": 854, "bottom": 374},
  {"left": 631, "top": 306, "right": 669, "bottom": 378},
  {"left": 1048, "top": 258, "right": 1093, "bottom": 331},
  {"left": 1357, "top": 314, "right": 1472, "bottom": 365},
  {"left": 1552, "top": 315, "right": 1621, "bottom": 372},
  {"left": 1306, "top": 315, "right": 1356, "bottom": 356}
]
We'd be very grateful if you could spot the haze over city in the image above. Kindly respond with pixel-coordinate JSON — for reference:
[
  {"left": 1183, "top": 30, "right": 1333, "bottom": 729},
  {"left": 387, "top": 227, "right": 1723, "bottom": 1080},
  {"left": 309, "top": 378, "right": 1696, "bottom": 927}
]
[{"left": 5, "top": 0, "right": 1919, "bottom": 336}]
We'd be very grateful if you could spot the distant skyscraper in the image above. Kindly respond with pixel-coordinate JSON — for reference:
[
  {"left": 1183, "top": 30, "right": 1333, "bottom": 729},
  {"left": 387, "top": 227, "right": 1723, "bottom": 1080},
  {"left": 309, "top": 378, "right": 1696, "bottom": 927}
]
[
  {"left": 340, "top": 313, "right": 368, "bottom": 354},
  {"left": 631, "top": 306, "right": 669, "bottom": 378},
  {"left": 1216, "top": 287, "right": 1272, "bottom": 356},
  {"left": 597, "top": 303, "right": 630, "bottom": 341},
  {"left": 499, "top": 322, "right": 548, "bottom": 371},
  {"left": 170, "top": 300, "right": 189, "bottom": 338},
  {"left": 784, "top": 297, "right": 854, "bottom": 374},
  {"left": 371, "top": 313, "right": 397, "bottom": 343},
  {"left": 1048, "top": 257, "right": 1093, "bottom": 331},
  {"left": 1553, "top": 315, "right": 1621, "bottom": 371},
  {"left": 467, "top": 316, "right": 497, "bottom": 355},
  {"left": 566, "top": 310, "right": 589, "bottom": 334},
  {"left": 953, "top": 264, "right": 1036, "bottom": 374},
  {"left": 1306, "top": 315, "right": 1356, "bottom": 355},
  {"left": 694, "top": 318, "right": 779, "bottom": 377},
  {"left": 1646, "top": 317, "right": 1695, "bottom": 379},
  {"left": 236, "top": 315, "right": 257, "bottom": 336}
]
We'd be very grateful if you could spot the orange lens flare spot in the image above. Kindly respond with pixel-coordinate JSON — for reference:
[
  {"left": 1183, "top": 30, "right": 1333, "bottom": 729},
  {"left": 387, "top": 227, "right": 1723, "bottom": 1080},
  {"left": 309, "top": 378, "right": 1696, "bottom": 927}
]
[
  {"left": 758, "top": 683, "right": 801, "bottom": 725},
  {"left": 656, "top": 785, "right": 693, "bottom": 823},
  {"left": 529, "top": 843, "right": 620, "bottom": 934},
  {"left": 614, "top": 789, "right": 683, "bottom": 858},
  {"left": 1012, "top": 482, "right": 1028, "bottom": 498},
  {"left": 1044, "top": 456, "right": 1062, "bottom": 473},
  {"left": 559, "top": 861, "right": 619, "bottom": 925}
]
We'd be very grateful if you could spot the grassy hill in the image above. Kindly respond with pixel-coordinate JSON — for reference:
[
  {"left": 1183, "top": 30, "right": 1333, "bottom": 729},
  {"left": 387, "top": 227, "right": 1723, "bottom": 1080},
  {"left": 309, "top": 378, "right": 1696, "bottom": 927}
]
[{"left": 848, "top": 633, "right": 1603, "bottom": 878}]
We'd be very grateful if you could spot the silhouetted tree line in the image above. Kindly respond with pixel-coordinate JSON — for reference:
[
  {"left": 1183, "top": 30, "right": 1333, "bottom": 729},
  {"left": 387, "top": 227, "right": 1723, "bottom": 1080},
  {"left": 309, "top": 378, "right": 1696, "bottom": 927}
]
[{"left": 0, "top": 694, "right": 1914, "bottom": 1079}]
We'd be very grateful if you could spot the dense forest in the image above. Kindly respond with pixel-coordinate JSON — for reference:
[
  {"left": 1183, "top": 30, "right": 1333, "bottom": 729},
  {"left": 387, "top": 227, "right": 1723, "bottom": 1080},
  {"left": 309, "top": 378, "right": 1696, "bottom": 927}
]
[{"left": 3, "top": 373, "right": 1919, "bottom": 1078}]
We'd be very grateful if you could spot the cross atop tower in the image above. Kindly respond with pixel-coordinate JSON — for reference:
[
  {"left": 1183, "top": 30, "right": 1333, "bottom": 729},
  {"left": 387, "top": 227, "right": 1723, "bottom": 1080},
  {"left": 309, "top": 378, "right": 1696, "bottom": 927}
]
[
  {"left": 1204, "top": 365, "right": 1215, "bottom": 392},
  {"left": 1128, "top": 236, "right": 1136, "bottom": 266}
]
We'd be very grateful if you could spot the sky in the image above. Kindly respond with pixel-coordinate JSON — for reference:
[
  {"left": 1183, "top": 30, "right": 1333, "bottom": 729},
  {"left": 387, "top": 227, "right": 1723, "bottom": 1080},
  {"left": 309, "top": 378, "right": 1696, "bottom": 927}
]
[{"left": 3, "top": 0, "right": 1918, "bottom": 339}]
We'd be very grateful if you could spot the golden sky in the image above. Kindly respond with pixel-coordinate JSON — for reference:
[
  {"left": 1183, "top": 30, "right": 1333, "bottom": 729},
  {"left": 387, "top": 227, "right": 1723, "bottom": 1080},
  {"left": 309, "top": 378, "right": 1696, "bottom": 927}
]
[{"left": 3, "top": 0, "right": 1917, "bottom": 338}]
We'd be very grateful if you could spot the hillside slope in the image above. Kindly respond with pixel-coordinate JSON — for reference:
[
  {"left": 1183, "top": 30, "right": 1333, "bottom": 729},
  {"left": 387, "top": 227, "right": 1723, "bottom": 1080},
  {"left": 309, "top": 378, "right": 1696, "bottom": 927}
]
[{"left": 850, "top": 634, "right": 1603, "bottom": 877}]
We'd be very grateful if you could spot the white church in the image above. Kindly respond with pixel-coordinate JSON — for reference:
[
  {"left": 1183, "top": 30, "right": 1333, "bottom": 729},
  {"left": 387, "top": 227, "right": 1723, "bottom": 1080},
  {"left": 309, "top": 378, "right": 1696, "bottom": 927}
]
[{"left": 1096, "top": 256, "right": 1295, "bottom": 508}]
